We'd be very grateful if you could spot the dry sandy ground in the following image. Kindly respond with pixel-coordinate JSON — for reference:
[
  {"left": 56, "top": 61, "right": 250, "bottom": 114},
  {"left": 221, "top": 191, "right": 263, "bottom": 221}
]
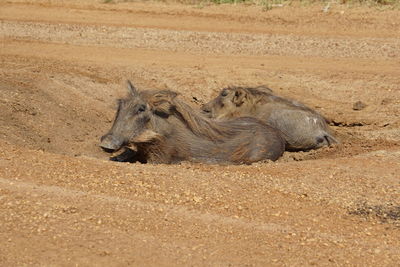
[{"left": 1, "top": 0, "right": 400, "bottom": 265}]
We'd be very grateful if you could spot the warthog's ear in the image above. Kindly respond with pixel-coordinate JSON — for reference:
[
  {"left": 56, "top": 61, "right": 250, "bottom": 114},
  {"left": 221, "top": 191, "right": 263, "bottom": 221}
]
[
  {"left": 127, "top": 80, "right": 138, "bottom": 97},
  {"left": 149, "top": 90, "right": 178, "bottom": 115},
  {"left": 232, "top": 88, "right": 247, "bottom": 106}
]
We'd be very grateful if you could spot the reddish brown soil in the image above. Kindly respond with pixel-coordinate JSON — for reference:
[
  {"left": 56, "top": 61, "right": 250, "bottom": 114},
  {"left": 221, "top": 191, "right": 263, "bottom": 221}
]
[{"left": 1, "top": 0, "right": 400, "bottom": 265}]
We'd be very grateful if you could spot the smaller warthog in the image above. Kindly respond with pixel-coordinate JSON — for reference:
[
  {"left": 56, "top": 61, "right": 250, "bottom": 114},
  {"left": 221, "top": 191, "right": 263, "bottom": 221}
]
[
  {"left": 100, "top": 81, "right": 285, "bottom": 164},
  {"left": 202, "top": 86, "right": 338, "bottom": 151}
]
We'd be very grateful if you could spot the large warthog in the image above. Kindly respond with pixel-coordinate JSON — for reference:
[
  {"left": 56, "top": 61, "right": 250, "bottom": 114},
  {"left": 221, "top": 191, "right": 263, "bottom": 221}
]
[
  {"left": 100, "top": 81, "right": 285, "bottom": 164},
  {"left": 202, "top": 86, "right": 338, "bottom": 151}
]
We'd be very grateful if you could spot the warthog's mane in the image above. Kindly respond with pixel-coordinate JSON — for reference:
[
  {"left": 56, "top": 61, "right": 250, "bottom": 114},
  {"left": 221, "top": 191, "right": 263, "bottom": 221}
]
[
  {"left": 173, "top": 98, "right": 238, "bottom": 141},
  {"left": 140, "top": 90, "right": 240, "bottom": 141}
]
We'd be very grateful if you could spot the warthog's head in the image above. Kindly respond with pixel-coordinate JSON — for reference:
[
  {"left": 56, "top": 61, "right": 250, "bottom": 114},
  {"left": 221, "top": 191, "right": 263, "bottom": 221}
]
[
  {"left": 202, "top": 86, "right": 268, "bottom": 119},
  {"left": 100, "top": 81, "right": 175, "bottom": 153}
]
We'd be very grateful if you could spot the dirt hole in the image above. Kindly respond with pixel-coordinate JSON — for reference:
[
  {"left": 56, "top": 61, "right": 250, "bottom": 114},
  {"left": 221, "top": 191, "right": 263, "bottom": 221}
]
[{"left": 1, "top": 69, "right": 398, "bottom": 163}]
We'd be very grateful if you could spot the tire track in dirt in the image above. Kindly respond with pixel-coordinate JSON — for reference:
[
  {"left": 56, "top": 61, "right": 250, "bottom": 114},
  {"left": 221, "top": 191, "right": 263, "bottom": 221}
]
[
  {"left": 2, "top": 39, "right": 399, "bottom": 77},
  {"left": 2, "top": 21, "right": 399, "bottom": 59}
]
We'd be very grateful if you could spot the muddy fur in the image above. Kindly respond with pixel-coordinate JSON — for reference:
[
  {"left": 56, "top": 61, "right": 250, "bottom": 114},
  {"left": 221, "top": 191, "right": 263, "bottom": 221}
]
[
  {"left": 100, "top": 81, "right": 285, "bottom": 164},
  {"left": 202, "top": 86, "right": 338, "bottom": 151}
]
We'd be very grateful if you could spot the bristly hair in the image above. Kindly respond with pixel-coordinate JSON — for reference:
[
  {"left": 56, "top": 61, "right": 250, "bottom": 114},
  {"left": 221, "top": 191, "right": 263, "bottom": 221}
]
[
  {"left": 171, "top": 98, "right": 236, "bottom": 141},
  {"left": 225, "top": 86, "right": 319, "bottom": 114},
  {"left": 130, "top": 89, "right": 237, "bottom": 141}
]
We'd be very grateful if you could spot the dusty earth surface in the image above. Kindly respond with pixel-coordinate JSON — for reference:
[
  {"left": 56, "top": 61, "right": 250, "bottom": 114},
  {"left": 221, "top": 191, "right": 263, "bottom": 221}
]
[{"left": 1, "top": 0, "right": 400, "bottom": 265}]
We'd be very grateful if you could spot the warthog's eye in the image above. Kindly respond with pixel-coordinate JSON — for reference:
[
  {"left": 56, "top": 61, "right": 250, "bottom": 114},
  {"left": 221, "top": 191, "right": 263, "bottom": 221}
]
[
  {"left": 220, "top": 91, "right": 228, "bottom": 97},
  {"left": 137, "top": 105, "right": 146, "bottom": 113}
]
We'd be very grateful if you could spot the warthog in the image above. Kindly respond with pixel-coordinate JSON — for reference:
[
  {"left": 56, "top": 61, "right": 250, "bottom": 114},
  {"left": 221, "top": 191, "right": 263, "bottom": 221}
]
[
  {"left": 100, "top": 81, "right": 285, "bottom": 164},
  {"left": 202, "top": 86, "right": 338, "bottom": 151}
]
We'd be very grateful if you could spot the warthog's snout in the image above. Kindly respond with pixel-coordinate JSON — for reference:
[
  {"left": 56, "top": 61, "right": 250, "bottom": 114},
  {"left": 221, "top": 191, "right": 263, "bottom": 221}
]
[{"left": 100, "top": 134, "right": 123, "bottom": 153}]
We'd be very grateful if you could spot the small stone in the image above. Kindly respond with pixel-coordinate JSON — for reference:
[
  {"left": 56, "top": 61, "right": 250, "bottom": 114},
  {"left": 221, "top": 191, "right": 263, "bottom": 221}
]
[
  {"left": 353, "top": 101, "right": 367, "bottom": 111},
  {"left": 193, "top": 196, "right": 202, "bottom": 203}
]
